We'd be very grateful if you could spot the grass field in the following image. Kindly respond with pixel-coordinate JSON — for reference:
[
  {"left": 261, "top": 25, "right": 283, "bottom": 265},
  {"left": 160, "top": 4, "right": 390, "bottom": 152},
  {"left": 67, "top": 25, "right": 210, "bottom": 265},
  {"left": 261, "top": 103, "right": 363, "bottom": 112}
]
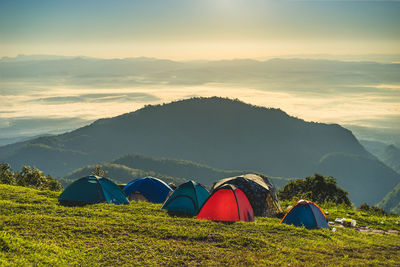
[{"left": 0, "top": 184, "right": 399, "bottom": 266}]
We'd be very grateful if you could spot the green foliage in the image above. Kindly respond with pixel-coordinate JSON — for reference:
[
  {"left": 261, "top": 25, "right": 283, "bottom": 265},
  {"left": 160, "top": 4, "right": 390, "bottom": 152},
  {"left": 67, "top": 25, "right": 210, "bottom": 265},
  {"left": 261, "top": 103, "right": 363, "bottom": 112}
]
[
  {"left": 0, "top": 163, "right": 15, "bottom": 185},
  {"left": 358, "top": 203, "right": 387, "bottom": 216},
  {"left": 0, "top": 163, "right": 62, "bottom": 191},
  {"left": 278, "top": 174, "right": 352, "bottom": 206},
  {"left": 0, "top": 184, "right": 399, "bottom": 265},
  {"left": 91, "top": 165, "right": 106, "bottom": 177}
]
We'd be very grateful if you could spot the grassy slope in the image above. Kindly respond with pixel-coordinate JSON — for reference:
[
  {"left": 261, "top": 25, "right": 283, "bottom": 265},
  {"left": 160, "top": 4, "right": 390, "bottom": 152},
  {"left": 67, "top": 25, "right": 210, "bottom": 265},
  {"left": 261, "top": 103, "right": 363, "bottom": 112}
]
[{"left": 1, "top": 184, "right": 399, "bottom": 266}]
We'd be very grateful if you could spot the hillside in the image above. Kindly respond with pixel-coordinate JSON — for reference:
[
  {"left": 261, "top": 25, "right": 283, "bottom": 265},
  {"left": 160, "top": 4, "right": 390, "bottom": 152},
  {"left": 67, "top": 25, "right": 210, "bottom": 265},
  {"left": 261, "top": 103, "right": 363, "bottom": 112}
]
[
  {"left": 111, "top": 154, "right": 291, "bottom": 187},
  {"left": 60, "top": 163, "right": 186, "bottom": 187},
  {"left": 359, "top": 140, "right": 388, "bottom": 157},
  {"left": 316, "top": 153, "right": 400, "bottom": 205},
  {"left": 1, "top": 184, "right": 399, "bottom": 265},
  {"left": 360, "top": 142, "right": 400, "bottom": 174},
  {"left": 1, "top": 97, "right": 398, "bottom": 206},
  {"left": 380, "top": 145, "right": 400, "bottom": 174},
  {"left": 62, "top": 154, "right": 290, "bottom": 189},
  {"left": 378, "top": 182, "right": 400, "bottom": 214},
  {"left": 111, "top": 154, "right": 246, "bottom": 185}
]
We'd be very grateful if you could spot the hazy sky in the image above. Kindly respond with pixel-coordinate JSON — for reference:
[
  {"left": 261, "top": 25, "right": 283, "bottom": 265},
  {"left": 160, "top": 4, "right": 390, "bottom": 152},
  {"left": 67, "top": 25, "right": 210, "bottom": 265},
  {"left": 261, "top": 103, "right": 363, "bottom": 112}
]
[{"left": 1, "top": 0, "right": 399, "bottom": 60}]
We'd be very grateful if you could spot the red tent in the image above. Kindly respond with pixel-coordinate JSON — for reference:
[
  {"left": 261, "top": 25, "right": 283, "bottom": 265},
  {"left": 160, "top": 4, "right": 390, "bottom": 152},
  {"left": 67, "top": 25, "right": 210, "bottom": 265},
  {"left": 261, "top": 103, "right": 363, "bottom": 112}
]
[{"left": 197, "top": 184, "right": 254, "bottom": 222}]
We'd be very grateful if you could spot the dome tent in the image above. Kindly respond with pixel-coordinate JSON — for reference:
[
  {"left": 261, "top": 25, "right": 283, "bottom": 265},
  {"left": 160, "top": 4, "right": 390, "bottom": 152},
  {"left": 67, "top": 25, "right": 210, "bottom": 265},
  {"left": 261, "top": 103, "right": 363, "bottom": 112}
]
[
  {"left": 281, "top": 200, "right": 328, "bottom": 229},
  {"left": 212, "top": 173, "right": 282, "bottom": 217},
  {"left": 197, "top": 184, "right": 254, "bottom": 222},
  {"left": 162, "top": 180, "right": 209, "bottom": 215},
  {"left": 58, "top": 175, "right": 129, "bottom": 205},
  {"left": 123, "top": 177, "right": 173, "bottom": 203}
]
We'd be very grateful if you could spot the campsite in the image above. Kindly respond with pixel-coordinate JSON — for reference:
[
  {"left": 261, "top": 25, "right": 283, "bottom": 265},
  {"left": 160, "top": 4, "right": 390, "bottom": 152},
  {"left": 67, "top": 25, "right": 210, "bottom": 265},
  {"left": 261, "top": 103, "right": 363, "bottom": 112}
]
[
  {"left": 1, "top": 181, "right": 400, "bottom": 265},
  {"left": 1, "top": 1, "right": 400, "bottom": 265}
]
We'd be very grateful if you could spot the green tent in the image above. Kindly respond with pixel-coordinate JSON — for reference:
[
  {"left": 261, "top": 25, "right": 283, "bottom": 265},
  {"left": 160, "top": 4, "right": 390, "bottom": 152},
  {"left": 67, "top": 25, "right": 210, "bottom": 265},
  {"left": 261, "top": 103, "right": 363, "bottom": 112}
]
[
  {"left": 58, "top": 175, "right": 129, "bottom": 205},
  {"left": 162, "top": 180, "right": 209, "bottom": 215}
]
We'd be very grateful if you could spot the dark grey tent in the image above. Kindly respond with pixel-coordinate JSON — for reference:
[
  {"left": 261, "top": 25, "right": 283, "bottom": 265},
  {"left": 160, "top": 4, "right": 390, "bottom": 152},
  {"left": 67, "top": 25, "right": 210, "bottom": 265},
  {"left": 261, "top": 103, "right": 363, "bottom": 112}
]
[
  {"left": 212, "top": 173, "right": 282, "bottom": 217},
  {"left": 58, "top": 175, "right": 129, "bottom": 206}
]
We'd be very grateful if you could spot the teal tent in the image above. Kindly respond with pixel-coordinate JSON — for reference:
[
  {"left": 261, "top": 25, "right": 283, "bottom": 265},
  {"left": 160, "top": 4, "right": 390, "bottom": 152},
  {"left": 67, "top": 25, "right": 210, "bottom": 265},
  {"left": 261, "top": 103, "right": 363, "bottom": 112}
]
[
  {"left": 59, "top": 175, "right": 129, "bottom": 205},
  {"left": 162, "top": 180, "right": 209, "bottom": 215}
]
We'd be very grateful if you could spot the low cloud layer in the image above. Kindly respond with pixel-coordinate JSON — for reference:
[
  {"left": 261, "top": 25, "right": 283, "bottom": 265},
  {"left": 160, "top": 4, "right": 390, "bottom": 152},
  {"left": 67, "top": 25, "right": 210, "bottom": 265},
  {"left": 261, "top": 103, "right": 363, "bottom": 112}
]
[
  {"left": 32, "top": 92, "right": 160, "bottom": 104},
  {"left": 1, "top": 57, "right": 399, "bottom": 145}
]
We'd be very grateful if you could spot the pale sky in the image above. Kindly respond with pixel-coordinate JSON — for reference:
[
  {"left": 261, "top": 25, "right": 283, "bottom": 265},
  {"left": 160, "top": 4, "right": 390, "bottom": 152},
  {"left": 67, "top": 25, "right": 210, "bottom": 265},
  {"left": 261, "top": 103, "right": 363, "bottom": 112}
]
[{"left": 1, "top": 0, "right": 399, "bottom": 60}]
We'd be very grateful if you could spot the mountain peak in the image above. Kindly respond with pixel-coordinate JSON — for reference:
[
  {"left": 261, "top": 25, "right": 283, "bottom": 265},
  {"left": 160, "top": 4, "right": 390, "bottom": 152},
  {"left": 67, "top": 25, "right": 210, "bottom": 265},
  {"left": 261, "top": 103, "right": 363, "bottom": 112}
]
[
  {"left": 1, "top": 96, "right": 391, "bottom": 206},
  {"left": 121, "top": 96, "right": 291, "bottom": 122}
]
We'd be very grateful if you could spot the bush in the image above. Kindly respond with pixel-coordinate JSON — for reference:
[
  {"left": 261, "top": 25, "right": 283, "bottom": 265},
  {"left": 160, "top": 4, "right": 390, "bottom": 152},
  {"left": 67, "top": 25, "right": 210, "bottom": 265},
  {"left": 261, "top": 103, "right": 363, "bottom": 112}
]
[
  {"left": 15, "top": 166, "right": 63, "bottom": 191},
  {"left": 358, "top": 203, "right": 387, "bottom": 216},
  {"left": 278, "top": 173, "right": 352, "bottom": 206},
  {"left": 0, "top": 163, "right": 15, "bottom": 185},
  {"left": 0, "top": 163, "right": 62, "bottom": 191}
]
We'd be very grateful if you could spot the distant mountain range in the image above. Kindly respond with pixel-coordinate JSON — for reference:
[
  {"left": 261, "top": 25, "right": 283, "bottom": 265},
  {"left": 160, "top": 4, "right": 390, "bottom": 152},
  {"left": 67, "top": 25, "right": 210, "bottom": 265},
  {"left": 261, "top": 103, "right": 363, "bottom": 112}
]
[
  {"left": 2, "top": 56, "right": 398, "bottom": 88},
  {"left": 0, "top": 97, "right": 399, "bottom": 206}
]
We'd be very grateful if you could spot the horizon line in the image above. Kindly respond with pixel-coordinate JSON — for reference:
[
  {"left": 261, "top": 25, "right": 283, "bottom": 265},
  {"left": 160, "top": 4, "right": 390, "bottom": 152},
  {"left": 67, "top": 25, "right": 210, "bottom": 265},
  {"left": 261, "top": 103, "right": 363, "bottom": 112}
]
[{"left": 2, "top": 53, "right": 400, "bottom": 63}]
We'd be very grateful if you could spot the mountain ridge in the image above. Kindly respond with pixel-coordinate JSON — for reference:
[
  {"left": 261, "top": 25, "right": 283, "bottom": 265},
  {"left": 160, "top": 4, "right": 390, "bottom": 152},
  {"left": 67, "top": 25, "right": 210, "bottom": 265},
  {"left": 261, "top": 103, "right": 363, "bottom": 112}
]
[{"left": 0, "top": 97, "right": 398, "bottom": 206}]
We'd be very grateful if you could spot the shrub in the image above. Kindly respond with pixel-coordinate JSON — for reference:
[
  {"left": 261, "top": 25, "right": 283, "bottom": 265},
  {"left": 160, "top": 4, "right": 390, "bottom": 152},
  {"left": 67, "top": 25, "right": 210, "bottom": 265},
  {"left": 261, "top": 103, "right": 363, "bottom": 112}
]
[
  {"left": 15, "top": 166, "right": 63, "bottom": 191},
  {"left": 0, "top": 163, "right": 15, "bottom": 185},
  {"left": 92, "top": 165, "right": 106, "bottom": 176},
  {"left": 278, "top": 173, "right": 352, "bottom": 206},
  {"left": 0, "top": 164, "right": 63, "bottom": 191},
  {"left": 358, "top": 203, "right": 387, "bottom": 216}
]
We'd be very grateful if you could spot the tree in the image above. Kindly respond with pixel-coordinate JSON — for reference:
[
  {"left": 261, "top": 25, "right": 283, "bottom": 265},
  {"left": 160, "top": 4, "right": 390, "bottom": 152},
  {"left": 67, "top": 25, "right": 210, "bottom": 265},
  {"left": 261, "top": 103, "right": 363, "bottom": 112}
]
[
  {"left": 92, "top": 165, "right": 106, "bottom": 176},
  {"left": 0, "top": 163, "right": 15, "bottom": 185},
  {"left": 278, "top": 173, "right": 352, "bottom": 206},
  {"left": 15, "top": 165, "right": 62, "bottom": 191}
]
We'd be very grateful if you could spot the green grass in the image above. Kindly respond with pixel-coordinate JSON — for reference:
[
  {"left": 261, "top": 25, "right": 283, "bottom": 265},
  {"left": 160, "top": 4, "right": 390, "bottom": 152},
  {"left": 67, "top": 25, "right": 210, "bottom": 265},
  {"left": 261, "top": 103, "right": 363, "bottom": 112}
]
[{"left": 0, "top": 184, "right": 399, "bottom": 266}]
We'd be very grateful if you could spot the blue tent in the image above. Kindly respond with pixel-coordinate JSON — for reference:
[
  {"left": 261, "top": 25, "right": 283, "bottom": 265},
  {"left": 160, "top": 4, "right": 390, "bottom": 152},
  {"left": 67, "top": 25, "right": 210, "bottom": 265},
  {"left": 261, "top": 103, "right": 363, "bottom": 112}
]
[
  {"left": 58, "top": 175, "right": 129, "bottom": 205},
  {"left": 123, "top": 177, "right": 173, "bottom": 203},
  {"left": 162, "top": 180, "right": 210, "bottom": 215},
  {"left": 281, "top": 200, "right": 328, "bottom": 229}
]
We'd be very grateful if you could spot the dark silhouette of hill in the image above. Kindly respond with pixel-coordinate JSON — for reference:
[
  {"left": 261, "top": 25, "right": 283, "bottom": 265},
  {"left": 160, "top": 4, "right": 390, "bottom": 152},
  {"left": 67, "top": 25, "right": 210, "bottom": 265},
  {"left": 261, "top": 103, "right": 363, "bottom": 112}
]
[{"left": 0, "top": 97, "right": 398, "bottom": 205}]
